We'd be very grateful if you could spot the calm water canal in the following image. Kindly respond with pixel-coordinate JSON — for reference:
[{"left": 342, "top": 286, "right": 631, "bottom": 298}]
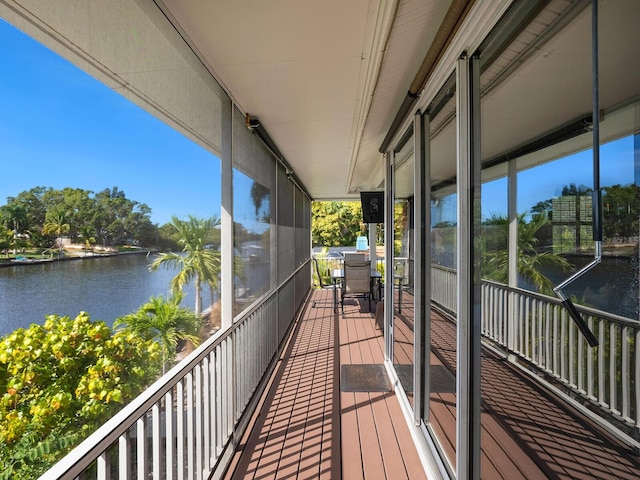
[{"left": 0, "top": 253, "right": 199, "bottom": 338}]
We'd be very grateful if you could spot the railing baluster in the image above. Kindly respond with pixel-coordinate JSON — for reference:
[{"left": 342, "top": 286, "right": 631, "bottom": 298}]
[
  {"left": 166, "top": 390, "right": 174, "bottom": 480},
  {"left": 524, "top": 296, "right": 530, "bottom": 360},
  {"left": 636, "top": 329, "right": 640, "bottom": 431},
  {"left": 577, "top": 319, "right": 585, "bottom": 393},
  {"left": 545, "top": 303, "right": 551, "bottom": 372},
  {"left": 195, "top": 364, "right": 203, "bottom": 480},
  {"left": 610, "top": 323, "right": 618, "bottom": 415},
  {"left": 119, "top": 432, "right": 130, "bottom": 480},
  {"left": 484, "top": 285, "right": 490, "bottom": 337},
  {"left": 552, "top": 305, "right": 559, "bottom": 376},
  {"left": 203, "top": 356, "right": 210, "bottom": 473},
  {"left": 506, "top": 291, "right": 513, "bottom": 351},
  {"left": 490, "top": 286, "right": 496, "bottom": 340},
  {"left": 152, "top": 401, "right": 161, "bottom": 480},
  {"left": 537, "top": 298, "right": 542, "bottom": 362},
  {"left": 220, "top": 339, "right": 228, "bottom": 443},
  {"left": 215, "top": 348, "right": 223, "bottom": 457},
  {"left": 499, "top": 287, "right": 504, "bottom": 343},
  {"left": 177, "top": 380, "right": 185, "bottom": 480},
  {"left": 209, "top": 351, "right": 217, "bottom": 461},
  {"left": 186, "top": 371, "right": 194, "bottom": 480},
  {"left": 569, "top": 313, "right": 576, "bottom": 388},
  {"left": 227, "top": 335, "right": 235, "bottom": 436},
  {"left": 482, "top": 285, "right": 487, "bottom": 335},
  {"left": 518, "top": 294, "right": 524, "bottom": 354},
  {"left": 587, "top": 317, "right": 595, "bottom": 400},
  {"left": 97, "top": 452, "right": 108, "bottom": 480},
  {"left": 560, "top": 310, "right": 567, "bottom": 383},
  {"left": 137, "top": 416, "right": 147, "bottom": 480},
  {"left": 622, "top": 326, "right": 630, "bottom": 421},
  {"left": 598, "top": 322, "right": 605, "bottom": 406}
]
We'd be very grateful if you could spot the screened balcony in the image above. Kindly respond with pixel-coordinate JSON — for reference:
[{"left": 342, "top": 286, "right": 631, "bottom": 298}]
[{"left": 3, "top": 1, "right": 640, "bottom": 479}]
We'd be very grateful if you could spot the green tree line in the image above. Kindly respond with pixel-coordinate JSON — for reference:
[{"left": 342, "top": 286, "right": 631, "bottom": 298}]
[
  {"left": 0, "top": 186, "right": 161, "bottom": 253},
  {"left": 312, "top": 201, "right": 387, "bottom": 248}
]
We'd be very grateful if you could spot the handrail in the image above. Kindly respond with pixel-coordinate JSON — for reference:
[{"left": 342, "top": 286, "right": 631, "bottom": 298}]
[
  {"left": 480, "top": 277, "right": 640, "bottom": 329},
  {"left": 40, "top": 259, "right": 312, "bottom": 480},
  {"left": 432, "top": 264, "right": 639, "bottom": 328},
  {"left": 40, "top": 326, "right": 229, "bottom": 479}
]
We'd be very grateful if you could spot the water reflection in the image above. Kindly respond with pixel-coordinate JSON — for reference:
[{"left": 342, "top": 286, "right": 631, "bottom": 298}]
[{"left": 0, "top": 253, "right": 201, "bottom": 337}]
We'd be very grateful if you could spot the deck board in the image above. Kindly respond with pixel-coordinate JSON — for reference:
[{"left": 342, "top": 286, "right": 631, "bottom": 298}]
[{"left": 224, "top": 289, "right": 640, "bottom": 480}]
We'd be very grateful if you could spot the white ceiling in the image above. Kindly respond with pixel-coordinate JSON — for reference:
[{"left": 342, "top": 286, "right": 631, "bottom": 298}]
[
  {"left": 159, "top": 0, "right": 453, "bottom": 200},
  {"left": 157, "top": 0, "right": 640, "bottom": 202}
]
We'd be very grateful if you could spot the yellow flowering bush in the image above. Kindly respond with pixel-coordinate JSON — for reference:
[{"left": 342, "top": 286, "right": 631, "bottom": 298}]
[{"left": 0, "top": 312, "right": 162, "bottom": 479}]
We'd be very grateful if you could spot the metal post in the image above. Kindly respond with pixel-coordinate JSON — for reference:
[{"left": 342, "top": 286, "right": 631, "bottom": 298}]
[
  {"left": 456, "top": 52, "right": 482, "bottom": 480},
  {"left": 368, "top": 223, "right": 377, "bottom": 269},
  {"left": 385, "top": 151, "right": 395, "bottom": 360},
  {"left": 221, "top": 98, "right": 234, "bottom": 331},
  {"left": 414, "top": 110, "right": 431, "bottom": 424}
]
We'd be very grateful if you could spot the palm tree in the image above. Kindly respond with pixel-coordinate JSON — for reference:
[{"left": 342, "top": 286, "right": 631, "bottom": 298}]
[
  {"left": 482, "top": 212, "right": 571, "bottom": 295},
  {"left": 78, "top": 224, "right": 96, "bottom": 255},
  {"left": 149, "top": 215, "right": 221, "bottom": 315},
  {"left": 0, "top": 203, "right": 29, "bottom": 254},
  {"left": 115, "top": 292, "right": 201, "bottom": 372},
  {"left": 43, "top": 206, "right": 71, "bottom": 259},
  {"left": 0, "top": 228, "right": 12, "bottom": 257}
]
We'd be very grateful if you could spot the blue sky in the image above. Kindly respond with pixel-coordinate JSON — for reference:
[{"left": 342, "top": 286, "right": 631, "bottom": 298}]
[
  {"left": 479, "top": 132, "right": 635, "bottom": 221},
  {"left": 435, "top": 136, "right": 635, "bottom": 224},
  {"left": 0, "top": 19, "right": 221, "bottom": 226}
]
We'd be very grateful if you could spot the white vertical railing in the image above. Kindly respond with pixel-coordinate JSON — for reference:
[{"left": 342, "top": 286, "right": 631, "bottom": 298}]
[
  {"left": 40, "top": 263, "right": 306, "bottom": 480},
  {"left": 431, "top": 264, "right": 640, "bottom": 441},
  {"left": 431, "top": 264, "right": 457, "bottom": 314}
]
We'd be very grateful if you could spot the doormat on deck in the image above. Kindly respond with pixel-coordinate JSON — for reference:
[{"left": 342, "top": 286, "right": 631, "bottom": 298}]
[
  {"left": 395, "top": 364, "right": 413, "bottom": 393},
  {"left": 430, "top": 364, "right": 456, "bottom": 393},
  {"left": 340, "top": 364, "right": 391, "bottom": 392},
  {"left": 392, "top": 364, "right": 455, "bottom": 394}
]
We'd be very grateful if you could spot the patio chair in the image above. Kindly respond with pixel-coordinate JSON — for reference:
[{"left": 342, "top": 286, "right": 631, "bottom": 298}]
[
  {"left": 344, "top": 253, "right": 366, "bottom": 262},
  {"left": 341, "top": 260, "right": 372, "bottom": 314}
]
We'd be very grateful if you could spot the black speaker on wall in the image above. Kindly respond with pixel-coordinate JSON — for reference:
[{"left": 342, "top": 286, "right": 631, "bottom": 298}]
[{"left": 360, "top": 191, "right": 384, "bottom": 224}]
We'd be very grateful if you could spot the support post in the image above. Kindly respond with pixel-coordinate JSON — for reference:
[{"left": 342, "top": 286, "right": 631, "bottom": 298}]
[
  {"left": 221, "top": 98, "right": 234, "bottom": 331},
  {"left": 456, "top": 53, "right": 482, "bottom": 480}
]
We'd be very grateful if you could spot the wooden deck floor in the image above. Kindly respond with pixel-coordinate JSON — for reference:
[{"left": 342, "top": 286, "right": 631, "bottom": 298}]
[{"left": 223, "top": 289, "right": 640, "bottom": 479}]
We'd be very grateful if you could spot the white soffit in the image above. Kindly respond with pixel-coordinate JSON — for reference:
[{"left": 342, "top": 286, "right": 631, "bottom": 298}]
[
  {"left": 348, "top": 0, "right": 453, "bottom": 195},
  {"left": 160, "top": 0, "right": 383, "bottom": 199},
  {"left": 160, "top": 0, "right": 453, "bottom": 199}
]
